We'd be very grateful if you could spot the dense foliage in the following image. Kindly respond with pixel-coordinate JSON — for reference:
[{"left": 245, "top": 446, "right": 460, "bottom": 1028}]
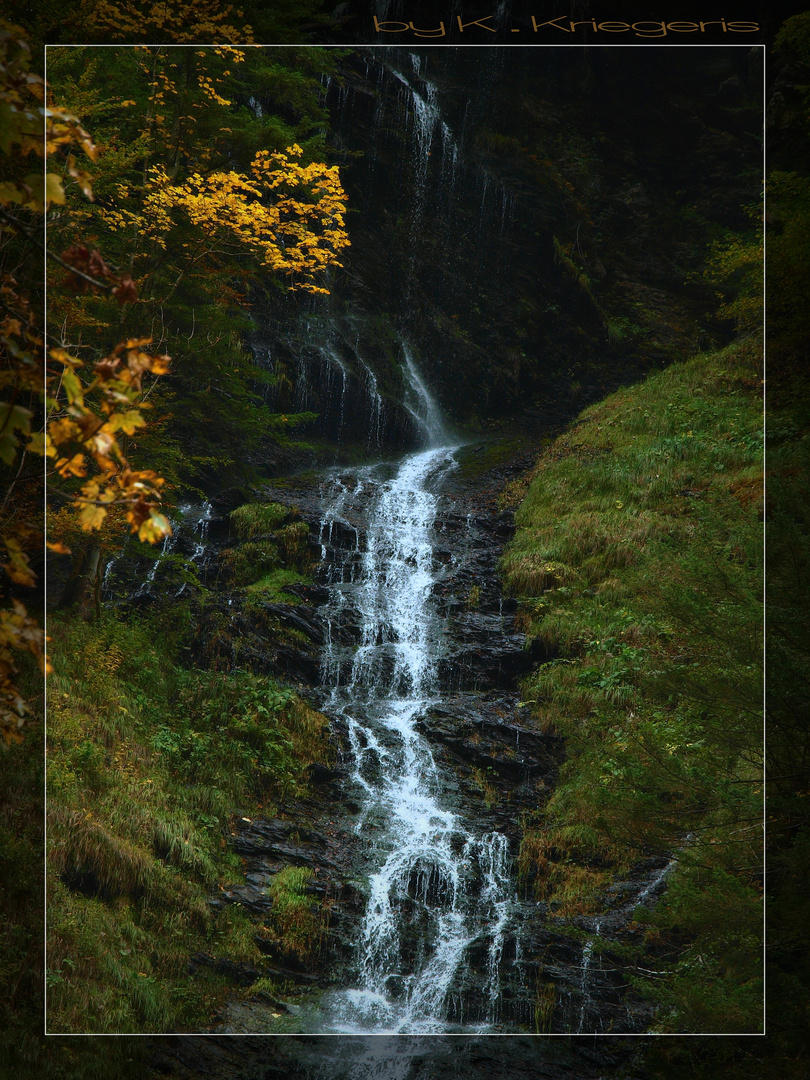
[
  {"left": 645, "top": 13, "right": 810, "bottom": 1074},
  {"left": 39, "top": 39, "right": 346, "bottom": 1040},
  {"left": 0, "top": 22, "right": 344, "bottom": 1073}
]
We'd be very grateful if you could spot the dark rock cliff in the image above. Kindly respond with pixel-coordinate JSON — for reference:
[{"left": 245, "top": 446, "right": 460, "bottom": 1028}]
[{"left": 245, "top": 46, "right": 761, "bottom": 465}]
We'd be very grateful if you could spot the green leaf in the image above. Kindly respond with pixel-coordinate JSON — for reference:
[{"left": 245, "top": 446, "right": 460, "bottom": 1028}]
[
  {"left": 27, "top": 430, "right": 48, "bottom": 456},
  {"left": 111, "top": 411, "right": 146, "bottom": 435},
  {"left": 61, "top": 368, "right": 83, "bottom": 406}
]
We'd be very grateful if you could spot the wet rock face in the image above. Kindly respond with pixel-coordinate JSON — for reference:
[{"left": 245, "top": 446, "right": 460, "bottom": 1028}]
[
  {"left": 417, "top": 694, "right": 561, "bottom": 835},
  {"left": 190, "top": 596, "right": 323, "bottom": 684},
  {"left": 209, "top": 801, "right": 367, "bottom": 991},
  {"left": 423, "top": 695, "right": 558, "bottom": 781},
  {"left": 242, "top": 46, "right": 759, "bottom": 459},
  {"left": 432, "top": 504, "right": 545, "bottom": 692}
]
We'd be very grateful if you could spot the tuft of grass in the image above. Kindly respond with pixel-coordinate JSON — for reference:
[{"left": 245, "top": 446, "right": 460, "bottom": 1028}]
[
  {"left": 470, "top": 766, "right": 497, "bottom": 809},
  {"left": 221, "top": 505, "right": 311, "bottom": 589},
  {"left": 277, "top": 520, "right": 309, "bottom": 565},
  {"left": 266, "top": 866, "right": 323, "bottom": 962},
  {"left": 220, "top": 540, "right": 279, "bottom": 586},
  {"left": 245, "top": 567, "right": 308, "bottom": 602},
  {"left": 230, "top": 502, "right": 290, "bottom": 539},
  {"left": 534, "top": 979, "right": 556, "bottom": 1034}
]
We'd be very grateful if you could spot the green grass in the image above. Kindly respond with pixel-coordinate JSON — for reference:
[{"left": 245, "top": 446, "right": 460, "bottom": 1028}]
[
  {"left": 453, "top": 437, "right": 528, "bottom": 479},
  {"left": 0, "top": 669, "right": 155, "bottom": 1077},
  {"left": 265, "top": 866, "right": 323, "bottom": 961},
  {"left": 221, "top": 505, "right": 312, "bottom": 590},
  {"left": 503, "top": 336, "right": 763, "bottom": 1033},
  {"left": 220, "top": 539, "right": 281, "bottom": 586},
  {"left": 245, "top": 567, "right": 309, "bottom": 602},
  {"left": 230, "top": 502, "right": 291, "bottom": 539},
  {"left": 45, "top": 610, "right": 332, "bottom": 1034}
]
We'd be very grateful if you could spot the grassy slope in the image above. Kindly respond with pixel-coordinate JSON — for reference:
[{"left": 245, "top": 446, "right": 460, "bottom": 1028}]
[
  {"left": 45, "top": 605, "right": 332, "bottom": 1036},
  {"left": 502, "top": 335, "right": 764, "bottom": 1034},
  {"left": 0, "top": 686, "right": 152, "bottom": 1080}
]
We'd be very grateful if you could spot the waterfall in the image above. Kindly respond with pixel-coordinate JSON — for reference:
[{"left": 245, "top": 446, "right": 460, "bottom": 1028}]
[
  {"left": 323, "top": 346, "right": 350, "bottom": 440},
  {"left": 316, "top": 371, "right": 518, "bottom": 1034},
  {"left": 220, "top": 50, "right": 690, "bottom": 1038},
  {"left": 577, "top": 919, "right": 603, "bottom": 1034},
  {"left": 356, "top": 356, "right": 385, "bottom": 450},
  {"left": 186, "top": 499, "right": 212, "bottom": 564},
  {"left": 133, "top": 528, "right": 177, "bottom": 598},
  {"left": 400, "top": 345, "right": 449, "bottom": 447},
  {"left": 100, "top": 555, "right": 117, "bottom": 599}
]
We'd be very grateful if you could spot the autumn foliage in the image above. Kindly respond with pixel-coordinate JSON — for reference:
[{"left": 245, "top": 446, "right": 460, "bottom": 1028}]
[
  {"left": 47, "top": 341, "right": 171, "bottom": 540},
  {"left": 0, "top": 23, "right": 97, "bottom": 741},
  {"left": 80, "top": 0, "right": 251, "bottom": 44},
  {"left": 106, "top": 144, "right": 349, "bottom": 294},
  {"left": 0, "top": 28, "right": 351, "bottom": 741}
]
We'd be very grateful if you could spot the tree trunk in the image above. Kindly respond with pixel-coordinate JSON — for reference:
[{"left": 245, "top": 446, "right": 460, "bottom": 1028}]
[{"left": 56, "top": 542, "right": 104, "bottom": 621}]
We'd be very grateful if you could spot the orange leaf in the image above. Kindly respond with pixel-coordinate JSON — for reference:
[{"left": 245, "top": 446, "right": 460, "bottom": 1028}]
[{"left": 46, "top": 541, "right": 72, "bottom": 555}]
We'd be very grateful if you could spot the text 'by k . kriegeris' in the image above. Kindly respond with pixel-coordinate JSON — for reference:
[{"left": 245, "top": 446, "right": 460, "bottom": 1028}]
[{"left": 372, "top": 15, "right": 761, "bottom": 39}]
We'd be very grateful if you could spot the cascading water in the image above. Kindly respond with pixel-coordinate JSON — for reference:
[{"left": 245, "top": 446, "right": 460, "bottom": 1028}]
[
  {"left": 401, "top": 345, "right": 448, "bottom": 447},
  {"left": 356, "top": 356, "right": 385, "bottom": 451},
  {"left": 323, "top": 346, "right": 350, "bottom": 440},
  {"left": 315, "top": 358, "right": 518, "bottom": 1034},
  {"left": 577, "top": 919, "right": 603, "bottom": 1034},
  {"left": 133, "top": 528, "right": 177, "bottom": 599},
  {"left": 207, "top": 50, "right": 696, "bottom": 1042}
]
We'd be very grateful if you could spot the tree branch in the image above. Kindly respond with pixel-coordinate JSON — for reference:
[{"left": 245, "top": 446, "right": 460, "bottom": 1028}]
[{"left": 0, "top": 205, "right": 115, "bottom": 294}]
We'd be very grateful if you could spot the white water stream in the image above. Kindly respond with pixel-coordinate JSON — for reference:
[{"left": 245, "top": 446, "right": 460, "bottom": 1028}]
[{"left": 316, "top": 357, "right": 517, "bottom": 1034}]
